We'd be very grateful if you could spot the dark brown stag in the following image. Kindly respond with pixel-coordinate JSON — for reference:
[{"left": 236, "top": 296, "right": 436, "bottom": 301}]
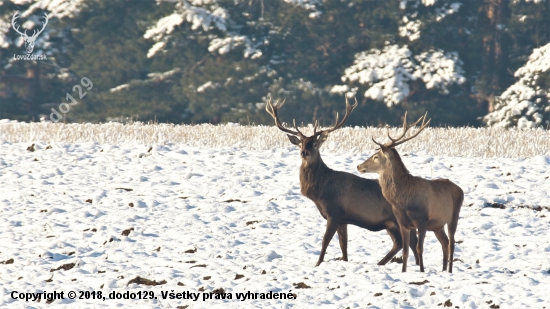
[
  {"left": 266, "top": 98, "right": 419, "bottom": 266},
  {"left": 357, "top": 112, "right": 463, "bottom": 273}
]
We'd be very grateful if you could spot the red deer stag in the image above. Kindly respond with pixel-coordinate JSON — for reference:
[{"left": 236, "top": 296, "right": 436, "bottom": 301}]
[
  {"left": 266, "top": 98, "right": 419, "bottom": 267},
  {"left": 357, "top": 112, "right": 463, "bottom": 273}
]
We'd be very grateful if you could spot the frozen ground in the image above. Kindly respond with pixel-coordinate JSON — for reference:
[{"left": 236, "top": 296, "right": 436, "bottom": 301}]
[{"left": 0, "top": 141, "right": 549, "bottom": 308}]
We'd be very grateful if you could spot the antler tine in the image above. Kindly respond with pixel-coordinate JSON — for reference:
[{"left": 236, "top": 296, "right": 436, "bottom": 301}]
[
  {"left": 292, "top": 119, "right": 306, "bottom": 138},
  {"left": 11, "top": 11, "right": 26, "bottom": 36},
  {"left": 31, "top": 13, "right": 49, "bottom": 38},
  {"left": 265, "top": 97, "right": 275, "bottom": 117},
  {"left": 313, "top": 119, "right": 319, "bottom": 136},
  {"left": 386, "top": 111, "right": 409, "bottom": 144},
  {"left": 384, "top": 112, "right": 431, "bottom": 148},
  {"left": 265, "top": 97, "right": 305, "bottom": 138},
  {"left": 316, "top": 97, "right": 358, "bottom": 136},
  {"left": 371, "top": 136, "right": 383, "bottom": 147}
]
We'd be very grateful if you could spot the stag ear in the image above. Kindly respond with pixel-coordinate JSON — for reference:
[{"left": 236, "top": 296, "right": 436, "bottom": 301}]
[
  {"left": 287, "top": 134, "right": 301, "bottom": 146},
  {"left": 316, "top": 131, "right": 329, "bottom": 148}
]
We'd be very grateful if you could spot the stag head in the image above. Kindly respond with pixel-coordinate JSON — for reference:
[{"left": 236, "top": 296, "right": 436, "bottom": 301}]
[
  {"left": 266, "top": 97, "right": 358, "bottom": 163},
  {"left": 357, "top": 112, "right": 430, "bottom": 174},
  {"left": 12, "top": 11, "right": 49, "bottom": 54},
  {"left": 357, "top": 148, "right": 393, "bottom": 174}
]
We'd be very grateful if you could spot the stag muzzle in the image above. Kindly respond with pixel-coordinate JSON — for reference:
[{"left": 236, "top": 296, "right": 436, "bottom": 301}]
[{"left": 357, "top": 161, "right": 371, "bottom": 173}]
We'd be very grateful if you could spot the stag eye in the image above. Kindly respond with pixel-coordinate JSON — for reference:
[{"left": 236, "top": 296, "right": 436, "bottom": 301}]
[
  {"left": 312, "top": 142, "right": 318, "bottom": 149},
  {"left": 373, "top": 155, "right": 378, "bottom": 160}
]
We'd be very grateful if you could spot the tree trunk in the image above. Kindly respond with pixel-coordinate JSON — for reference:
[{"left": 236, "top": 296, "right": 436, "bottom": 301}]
[
  {"left": 26, "top": 61, "right": 42, "bottom": 119},
  {"left": 483, "top": 0, "right": 510, "bottom": 112}
]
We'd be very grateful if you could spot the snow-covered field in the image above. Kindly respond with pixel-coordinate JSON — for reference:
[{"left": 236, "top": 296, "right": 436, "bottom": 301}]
[{"left": 0, "top": 125, "right": 550, "bottom": 308}]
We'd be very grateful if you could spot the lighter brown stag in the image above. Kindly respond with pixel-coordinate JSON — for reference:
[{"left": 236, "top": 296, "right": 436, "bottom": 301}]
[{"left": 357, "top": 113, "right": 463, "bottom": 273}]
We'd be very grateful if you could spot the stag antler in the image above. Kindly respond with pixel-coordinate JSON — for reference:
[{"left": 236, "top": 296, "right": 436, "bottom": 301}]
[
  {"left": 313, "top": 97, "right": 358, "bottom": 138},
  {"left": 265, "top": 97, "right": 306, "bottom": 139},
  {"left": 11, "top": 11, "right": 26, "bottom": 37},
  {"left": 372, "top": 112, "right": 431, "bottom": 148},
  {"left": 11, "top": 11, "right": 49, "bottom": 38},
  {"left": 29, "top": 13, "right": 49, "bottom": 39},
  {"left": 266, "top": 97, "right": 358, "bottom": 139}
]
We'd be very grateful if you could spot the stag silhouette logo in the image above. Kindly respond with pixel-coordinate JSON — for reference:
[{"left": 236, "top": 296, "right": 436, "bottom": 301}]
[{"left": 11, "top": 11, "right": 49, "bottom": 54}]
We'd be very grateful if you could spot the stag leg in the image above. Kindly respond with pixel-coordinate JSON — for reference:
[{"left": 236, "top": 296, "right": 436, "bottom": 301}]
[
  {"left": 416, "top": 226, "right": 427, "bottom": 272},
  {"left": 409, "top": 229, "right": 420, "bottom": 265},
  {"left": 316, "top": 217, "right": 339, "bottom": 267},
  {"left": 378, "top": 226, "right": 402, "bottom": 265},
  {"left": 434, "top": 228, "right": 450, "bottom": 272},
  {"left": 337, "top": 224, "right": 348, "bottom": 262},
  {"left": 400, "top": 225, "right": 410, "bottom": 272},
  {"left": 447, "top": 219, "right": 458, "bottom": 273}
]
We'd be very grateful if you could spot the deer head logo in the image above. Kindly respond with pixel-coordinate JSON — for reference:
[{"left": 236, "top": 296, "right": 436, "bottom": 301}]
[{"left": 11, "top": 11, "right": 49, "bottom": 54}]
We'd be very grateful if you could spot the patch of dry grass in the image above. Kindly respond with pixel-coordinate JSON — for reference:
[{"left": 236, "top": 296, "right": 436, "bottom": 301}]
[{"left": 1, "top": 122, "right": 549, "bottom": 158}]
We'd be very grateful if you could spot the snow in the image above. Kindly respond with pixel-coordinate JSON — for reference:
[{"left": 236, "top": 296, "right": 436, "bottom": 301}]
[
  {"left": 143, "top": 13, "right": 185, "bottom": 41},
  {"left": 196, "top": 81, "right": 218, "bottom": 93},
  {"left": 144, "top": 1, "right": 266, "bottom": 59},
  {"left": 143, "top": 0, "right": 320, "bottom": 60},
  {"left": 398, "top": 1, "right": 462, "bottom": 41},
  {"left": 283, "top": 0, "right": 322, "bottom": 15},
  {"left": 0, "top": 17, "right": 12, "bottom": 48},
  {"left": 109, "top": 69, "right": 182, "bottom": 93},
  {"left": 0, "top": 137, "right": 549, "bottom": 308},
  {"left": 144, "top": 1, "right": 231, "bottom": 58},
  {"left": 19, "top": 0, "right": 87, "bottom": 19},
  {"left": 208, "top": 36, "right": 261, "bottom": 58},
  {"left": 109, "top": 84, "right": 130, "bottom": 93},
  {"left": 414, "top": 50, "right": 466, "bottom": 94},
  {"left": 330, "top": 85, "right": 350, "bottom": 93},
  {"left": 341, "top": 45, "right": 465, "bottom": 106},
  {"left": 399, "top": 17, "right": 422, "bottom": 41},
  {"left": 435, "top": 2, "right": 461, "bottom": 22}
]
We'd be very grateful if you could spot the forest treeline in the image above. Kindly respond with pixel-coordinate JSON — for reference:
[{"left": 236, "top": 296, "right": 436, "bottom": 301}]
[{"left": 0, "top": 0, "right": 549, "bottom": 128}]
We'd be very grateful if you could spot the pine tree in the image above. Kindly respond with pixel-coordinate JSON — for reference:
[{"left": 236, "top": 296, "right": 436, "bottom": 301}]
[{"left": 483, "top": 0, "right": 550, "bottom": 128}]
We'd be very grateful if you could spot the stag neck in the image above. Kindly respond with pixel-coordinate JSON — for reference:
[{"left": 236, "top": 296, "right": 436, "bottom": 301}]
[
  {"left": 300, "top": 155, "right": 328, "bottom": 172},
  {"left": 379, "top": 149, "right": 412, "bottom": 189},
  {"left": 379, "top": 167, "right": 413, "bottom": 207},
  {"left": 299, "top": 156, "right": 330, "bottom": 198}
]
